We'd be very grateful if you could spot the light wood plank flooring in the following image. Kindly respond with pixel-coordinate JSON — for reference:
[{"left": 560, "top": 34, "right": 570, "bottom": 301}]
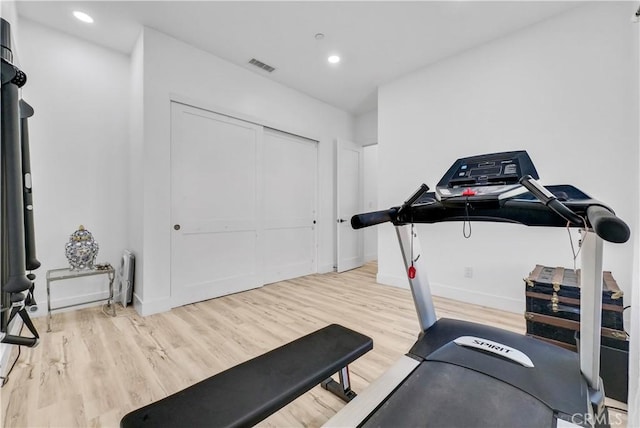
[{"left": 0, "top": 263, "right": 626, "bottom": 427}]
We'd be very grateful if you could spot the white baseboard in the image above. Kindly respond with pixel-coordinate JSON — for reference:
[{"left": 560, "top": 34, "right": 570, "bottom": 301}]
[
  {"left": 133, "top": 293, "right": 172, "bottom": 316},
  {"left": 377, "top": 273, "right": 523, "bottom": 314}
]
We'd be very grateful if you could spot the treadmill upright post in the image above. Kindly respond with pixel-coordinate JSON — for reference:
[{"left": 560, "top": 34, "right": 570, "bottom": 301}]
[
  {"left": 395, "top": 225, "right": 437, "bottom": 332},
  {"left": 579, "top": 229, "right": 604, "bottom": 390}
]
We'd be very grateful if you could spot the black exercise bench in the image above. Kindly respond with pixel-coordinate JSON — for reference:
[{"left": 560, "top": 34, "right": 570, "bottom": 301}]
[{"left": 120, "top": 324, "right": 373, "bottom": 428}]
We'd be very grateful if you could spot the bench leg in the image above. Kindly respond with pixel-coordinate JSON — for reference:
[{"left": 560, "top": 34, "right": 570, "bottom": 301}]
[{"left": 321, "top": 366, "right": 357, "bottom": 402}]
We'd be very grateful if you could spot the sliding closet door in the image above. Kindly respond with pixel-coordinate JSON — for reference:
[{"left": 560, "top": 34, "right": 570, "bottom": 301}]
[
  {"left": 262, "top": 129, "right": 318, "bottom": 284},
  {"left": 170, "top": 103, "right": 320, "bottom": 306},
  {"left": 170, "top": 103, "right": 262, "bottom": 306}
]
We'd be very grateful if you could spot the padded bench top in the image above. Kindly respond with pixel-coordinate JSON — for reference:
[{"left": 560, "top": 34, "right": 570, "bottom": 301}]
[{"left": 121, "top": 324, "right": 373, "bottom": 428}]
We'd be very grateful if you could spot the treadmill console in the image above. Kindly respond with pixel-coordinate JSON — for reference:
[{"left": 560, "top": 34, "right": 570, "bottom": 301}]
[{"left": 435, "top": 151, "right": 539, "bottom": 202}]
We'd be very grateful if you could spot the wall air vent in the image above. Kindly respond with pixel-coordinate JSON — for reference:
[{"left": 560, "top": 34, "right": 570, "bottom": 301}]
[{"left": 249, "top": 58, "right": 275, "bottom": 73}]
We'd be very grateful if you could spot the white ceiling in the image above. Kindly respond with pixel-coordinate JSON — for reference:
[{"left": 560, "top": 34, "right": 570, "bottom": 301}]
[{"left": 16, "top": 1, "right": 582, "bottom": 114}]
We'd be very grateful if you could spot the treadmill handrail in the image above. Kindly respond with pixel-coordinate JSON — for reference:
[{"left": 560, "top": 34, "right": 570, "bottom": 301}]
[
  {"left": 351, "top": 190, "right": 630, "bottom": 244},
  {"left": 351, "top": 208, "right": 398, "bottom": 229},
  {"left": 586, "top": 205, "right": 630, "bottom": 244},
  {"left": 519, "top": 175, "right": 584, "bottom": 226},
  {"left": 519, "top": 176, "right": 630, "bottom": 243}
]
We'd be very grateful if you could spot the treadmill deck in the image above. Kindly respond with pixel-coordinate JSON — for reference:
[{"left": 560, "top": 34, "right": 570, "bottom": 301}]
[{"left": 360, "top": 318, "right": 589, "bottom": 427}]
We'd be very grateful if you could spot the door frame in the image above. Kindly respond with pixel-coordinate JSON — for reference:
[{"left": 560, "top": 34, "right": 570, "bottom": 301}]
[{"left": 335, "top": 138, "right": 364, "bottom": 273}]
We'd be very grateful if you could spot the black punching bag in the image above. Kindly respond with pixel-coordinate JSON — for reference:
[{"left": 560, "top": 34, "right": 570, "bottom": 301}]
[
  {"left": 20, "top": 100, "right": 41, "bottom": 271},
  {"left": 1, "top": 17, "right": 31, "bottom": 294}
]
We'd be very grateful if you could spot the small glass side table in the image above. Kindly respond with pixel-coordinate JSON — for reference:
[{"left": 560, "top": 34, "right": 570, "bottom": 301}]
[{"left": 46, "top": 266, "right": 116, "bottom": 332}]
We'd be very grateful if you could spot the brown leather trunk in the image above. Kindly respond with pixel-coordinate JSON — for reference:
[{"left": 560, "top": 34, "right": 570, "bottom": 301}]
[
  {"left": 523, "top": 265, "right": 629, "bottom": 403},
  {"left": 524, "top": 265, "right": 625, "bottom": 346}
]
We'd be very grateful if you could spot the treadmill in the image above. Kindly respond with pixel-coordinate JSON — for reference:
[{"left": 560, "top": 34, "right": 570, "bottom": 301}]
[{"left": 324, "top": 151, "right": 630, "bottom": 428}]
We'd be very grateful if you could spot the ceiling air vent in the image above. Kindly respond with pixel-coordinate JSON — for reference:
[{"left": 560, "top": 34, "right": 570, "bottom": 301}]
[{"left": 249, "top": 58, "right": 275, "bottom": 73}]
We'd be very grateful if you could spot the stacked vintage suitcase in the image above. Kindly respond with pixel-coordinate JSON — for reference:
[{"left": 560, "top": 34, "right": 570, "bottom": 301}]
[{"left": 524, "top": 265, "right": 629, "bottom": 403}]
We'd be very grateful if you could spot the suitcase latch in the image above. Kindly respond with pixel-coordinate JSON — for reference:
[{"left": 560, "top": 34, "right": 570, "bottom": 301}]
[{"left": 551, "top": 292, "right": 559, "bottom": 313}]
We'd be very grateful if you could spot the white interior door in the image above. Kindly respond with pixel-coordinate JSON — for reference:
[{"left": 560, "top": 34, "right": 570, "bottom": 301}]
[
  {"left": 336, "top": 138, "right": 364, "bottom": 272},
  {"left": 262, "top": 129, "right": 318, "bottom": 284},
  {"left": 171, "top": 103, "right": 262, "bottom": 306}
]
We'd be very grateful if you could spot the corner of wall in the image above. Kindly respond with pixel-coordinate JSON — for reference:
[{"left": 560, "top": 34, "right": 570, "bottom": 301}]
[
  {"left": 354, "top": 108, "right": 378, "bottom": 146},
  {"left": 133, "top": 293, "right": 172, "bottom": 317},
  {"left": 129, "top": 29, "right": 145, "bottom": 306}
]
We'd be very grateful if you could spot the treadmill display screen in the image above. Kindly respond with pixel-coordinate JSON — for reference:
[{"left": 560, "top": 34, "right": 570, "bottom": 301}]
[
  {"left": 470, "top": 166, "right": 502, "bottom": 178},
  {"left": 434, "top": 150, "right": 539, "bottom": 202}
]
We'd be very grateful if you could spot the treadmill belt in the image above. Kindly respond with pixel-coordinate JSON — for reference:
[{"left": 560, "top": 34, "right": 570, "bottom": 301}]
[{"left": 361, "top": 361, "right": 553, "bottom": 428}]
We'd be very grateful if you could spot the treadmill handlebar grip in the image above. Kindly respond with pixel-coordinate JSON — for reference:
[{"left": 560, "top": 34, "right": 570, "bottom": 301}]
[
  {"left": 400, "top": 183, "right": 430, "bottom": 211},
  {"left": 351, "top": 208, "right": 398, "bottom": 229},
  {"left": 520, "top": 175, "right": 583, "bottom": 226},
  {"left": 586, "top": 205, "right": 630, "bottom": 244},
  {"left": 519, "top": 175, "right": 555, "bottom": 202}
]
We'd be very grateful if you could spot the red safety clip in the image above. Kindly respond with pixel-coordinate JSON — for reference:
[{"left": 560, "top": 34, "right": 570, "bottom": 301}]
[
  {"left": 408, "top": 265, "right": 416, "bottom": 279},
  {"left": 462, "top": 188, "right": 476, "bottom": 197}
]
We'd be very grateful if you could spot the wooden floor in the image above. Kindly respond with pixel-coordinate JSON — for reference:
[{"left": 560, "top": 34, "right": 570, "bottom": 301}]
[{"left": 0, "top": 263, "right": 626, "bottom": 427}]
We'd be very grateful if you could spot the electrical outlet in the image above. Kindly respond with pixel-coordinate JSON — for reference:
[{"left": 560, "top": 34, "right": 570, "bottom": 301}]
[{"left": 464, "top": 267, "right": 473, "bottom": 278}]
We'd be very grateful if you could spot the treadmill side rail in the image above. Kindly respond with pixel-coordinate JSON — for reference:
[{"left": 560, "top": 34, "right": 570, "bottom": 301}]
[
  {"left": 322, "top": 355, "right": 420, "bottom": 428},
  {"left": 557, "top": 419, "right": 586, "bottom": 428}
]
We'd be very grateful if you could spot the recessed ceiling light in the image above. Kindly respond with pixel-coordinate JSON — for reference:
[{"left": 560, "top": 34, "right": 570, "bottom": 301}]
[
  {"left": 73, "top": 11, "right": 94, "bottom": 24},
  {"left": 328, "top": 55, "right": 340, "bottom": 64}
]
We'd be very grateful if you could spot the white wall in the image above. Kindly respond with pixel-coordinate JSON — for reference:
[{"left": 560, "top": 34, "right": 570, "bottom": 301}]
[
  {"left": 356, "top": 109, "right": 379, "bottom": 262},
  {"left": 378, "top": 3, "right": 638, "bottom": 314},
  {"left": 17, "top": 19, "right": 130, "bottom": 315},
  {"left": 363, "top": 145, "right": 378, "bottom": 262},
  {"left": 355, "top": 108, "right": 378, "bottom": 146},
  {"left": 134, "top": 27, "right": 355, "bottom": 315}
]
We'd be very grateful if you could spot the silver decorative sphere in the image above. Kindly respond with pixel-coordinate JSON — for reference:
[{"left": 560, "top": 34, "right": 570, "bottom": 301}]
[{"left": 65, "top": 225, "right": 99, "bottom": 270}]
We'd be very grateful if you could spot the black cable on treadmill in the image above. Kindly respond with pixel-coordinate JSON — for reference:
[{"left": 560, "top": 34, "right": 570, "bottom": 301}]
[
  {"left": 566, "top": 224, "right": 582, "bottom": 271},
  {"left": 463, "top": 198, "right": 472, "bottom": 238}
]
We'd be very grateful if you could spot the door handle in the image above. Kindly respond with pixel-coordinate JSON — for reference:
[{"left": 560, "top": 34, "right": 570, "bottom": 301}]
[
  {"left": 174, "top": 224, "right": 181, "bottom": 230},
  {"left": 337, "top": 219, "right": 346, "bottom": 223}
]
